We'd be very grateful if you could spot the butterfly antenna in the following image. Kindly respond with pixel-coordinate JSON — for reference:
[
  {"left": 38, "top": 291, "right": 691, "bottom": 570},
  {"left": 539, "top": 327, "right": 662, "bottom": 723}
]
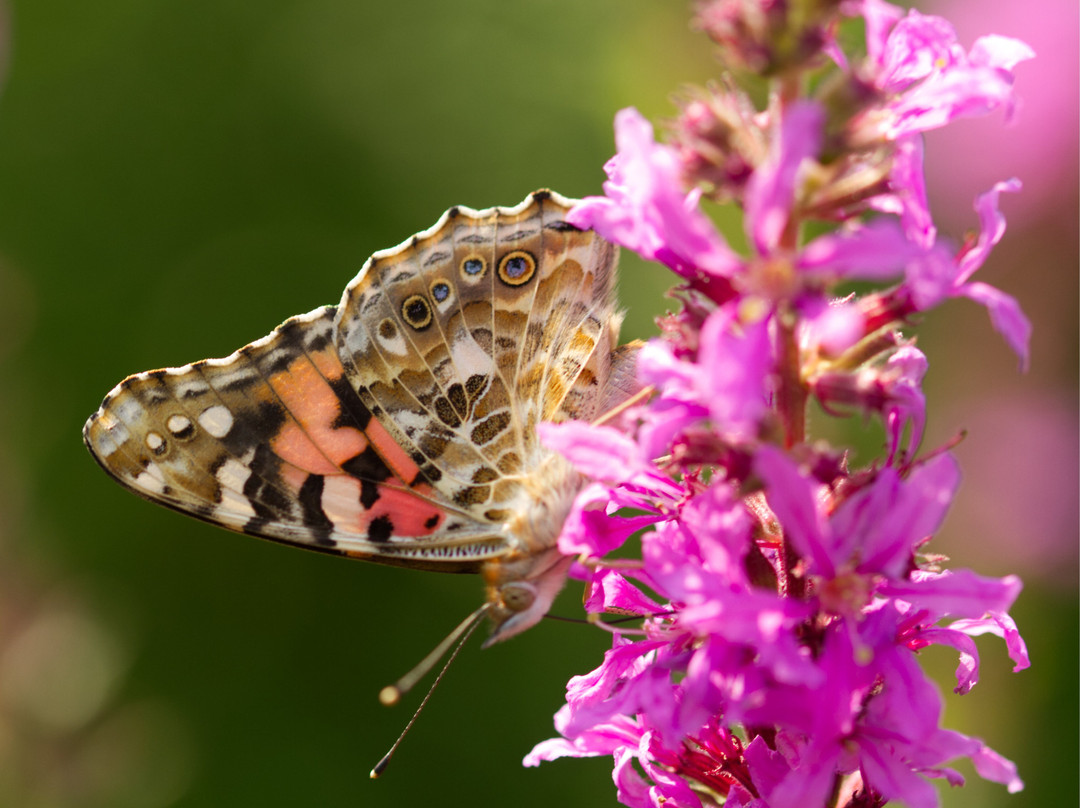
[{"left": 369, "top": 604, "right": 488, "bottom": 778}]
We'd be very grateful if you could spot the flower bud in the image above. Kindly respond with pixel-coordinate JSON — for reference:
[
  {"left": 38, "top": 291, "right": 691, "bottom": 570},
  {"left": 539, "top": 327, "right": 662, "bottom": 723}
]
[
  {"left": 694, "top": 0, "right": 843, "bottom": 75},
  {"left": 668, "top": 83, "right": 765, "bottom": 201}
]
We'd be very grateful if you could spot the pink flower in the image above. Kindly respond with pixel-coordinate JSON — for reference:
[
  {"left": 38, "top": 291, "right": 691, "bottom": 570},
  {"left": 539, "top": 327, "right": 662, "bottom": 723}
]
[
  {"left": 569, "top": 107, "right": 741, "bottom": 287},
  {"left": 579, "top": 101, "right": 925, "bottom": 304},
  {"left": 745, "top": 102, "right": 923, "bottom": 290},
  {"left": 902, "top": 179, "right": 1032, "bottom": 369},
  {"left": 636, "top": 306, "right": 773, "bottom": 453},
  {"left": 756, "top": 449, "right": 958, "bottom": 584},
  {"left": 849, "top": 1, "right": 1035, "bottom": 141}
]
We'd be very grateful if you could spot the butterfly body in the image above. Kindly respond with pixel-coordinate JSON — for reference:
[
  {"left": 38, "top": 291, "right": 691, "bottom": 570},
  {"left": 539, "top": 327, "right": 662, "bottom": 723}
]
[{"left": 85, "top": 190, "right": 637, "bottom": 643}]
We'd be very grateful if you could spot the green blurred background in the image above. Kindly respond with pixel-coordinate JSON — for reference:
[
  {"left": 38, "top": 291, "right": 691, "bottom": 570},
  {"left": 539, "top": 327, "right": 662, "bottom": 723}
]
[{"left": 0, "top": 1, "right": 1073, "bottom": 806}]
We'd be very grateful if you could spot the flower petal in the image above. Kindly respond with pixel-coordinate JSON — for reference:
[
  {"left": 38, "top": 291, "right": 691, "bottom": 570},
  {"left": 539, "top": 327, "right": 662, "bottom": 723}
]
[
  {"left": 960, "top": 281, "right": 1031, "bottom": 371},
  {"left": 797, "top": 218, "right": 923, "bottom": 281},
  {"left": 744, "top": 101, "right": 824, "bottom": 255},
  {"left": 882, "top": 570, "right": 1023, "bottom": 619},
  {"left": 570, "top": 107, "right": 741, "bottom": 278}
]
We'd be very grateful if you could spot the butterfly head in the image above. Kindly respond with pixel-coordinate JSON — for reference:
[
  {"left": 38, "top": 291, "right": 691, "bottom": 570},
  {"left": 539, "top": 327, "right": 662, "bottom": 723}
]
[{"left": 481, "top": 548, "right": 575, "bottom": 648}]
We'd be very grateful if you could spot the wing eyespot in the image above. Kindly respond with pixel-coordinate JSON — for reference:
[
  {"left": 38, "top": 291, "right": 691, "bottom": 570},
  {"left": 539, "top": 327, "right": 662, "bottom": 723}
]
[
  {"left": 460, "top": 255, "right": 487, "bottom": 282},
  {"left": 401, "top": 294, "right": 433, "bottom": 331},
  {"left": 497, "top": 250, "right": 536, "bottom": 287},
  {"left": 430, "top": 280, "right": 451, "bottom": 303}
]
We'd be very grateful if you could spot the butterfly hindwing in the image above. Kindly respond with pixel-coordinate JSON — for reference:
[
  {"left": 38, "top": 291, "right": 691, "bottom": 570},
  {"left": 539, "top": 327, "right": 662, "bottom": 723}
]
[{"left": 335, "top": 192, "right": 623, "bottom": 525}]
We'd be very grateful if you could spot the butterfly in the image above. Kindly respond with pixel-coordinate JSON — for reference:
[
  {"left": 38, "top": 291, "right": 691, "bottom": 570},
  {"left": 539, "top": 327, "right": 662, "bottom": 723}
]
[{"left": 84, "top": 190, "right": 640, "bottom": 645}]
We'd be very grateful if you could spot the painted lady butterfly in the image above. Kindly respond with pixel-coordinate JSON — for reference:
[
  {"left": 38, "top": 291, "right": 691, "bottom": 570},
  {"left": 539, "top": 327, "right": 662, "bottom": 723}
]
[{"left": 84, "top": 191, "right": 639, "bottom": 645}]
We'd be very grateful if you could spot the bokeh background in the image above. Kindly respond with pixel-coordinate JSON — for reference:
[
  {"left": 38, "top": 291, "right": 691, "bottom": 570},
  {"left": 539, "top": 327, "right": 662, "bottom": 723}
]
[{"left": 0, "top": 1, "right": 1074, "bottom": 806}]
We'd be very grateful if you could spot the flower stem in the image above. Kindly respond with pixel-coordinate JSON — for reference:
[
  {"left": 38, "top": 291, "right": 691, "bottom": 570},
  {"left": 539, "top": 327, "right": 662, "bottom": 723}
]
[{"left": 775, "top": 304, "right": 807, "bottom": 447}]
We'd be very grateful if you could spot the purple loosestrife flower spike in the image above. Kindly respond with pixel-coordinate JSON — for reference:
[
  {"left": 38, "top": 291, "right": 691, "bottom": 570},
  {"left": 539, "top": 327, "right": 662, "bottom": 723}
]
[{"left": 528, "top": 3, "right": 1033, "bottom": 806}]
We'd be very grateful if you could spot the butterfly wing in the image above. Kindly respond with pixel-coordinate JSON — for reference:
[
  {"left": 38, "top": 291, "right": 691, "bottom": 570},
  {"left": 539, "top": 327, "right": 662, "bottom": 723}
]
[
  {"left": 84, "top": 191, "right": 631, "bottom": 583},
  {"left": 336, "top": 190, "right": 626, "bottom": 534},
  {"left": 83, "top": 305, "right": 508, "bottom": 571}
]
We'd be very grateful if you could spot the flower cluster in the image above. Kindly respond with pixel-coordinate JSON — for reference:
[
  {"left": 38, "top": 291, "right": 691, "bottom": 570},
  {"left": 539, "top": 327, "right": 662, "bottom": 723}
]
[{"left": 525, "top": 2, "right": 1033, "bottom": 807}]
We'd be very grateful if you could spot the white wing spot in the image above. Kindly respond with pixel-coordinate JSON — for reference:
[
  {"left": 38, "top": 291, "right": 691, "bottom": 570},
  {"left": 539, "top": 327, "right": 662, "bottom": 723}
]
[
  {"left": 213, "top": 490, "right": 257, "bottom": 526},
  {"left": 145, "top": 432, "right": 165, "bottom": 452},
  {"left": 376, "top": 325, "right": 409, "bottom": 356},
  {"left": 166, "top": 414, "right": 192, "bottom": 435},
  {"left": 213, "top": 456, "right": 258, "bottom": 522},
  {"left": 198, "top": 405, "right": 234, "bottom": 438},
  {"left": 321, "top": 475, "right": 363, "bottom": 528},
  {"left": 216, "top": 456, "right": 253, "bottom": 491},
  {"left": 451, "top": 337, "right": 492, "bottom": 378},
  {"left": 134, "top": 462, "right": 167, "bottom": 494}
]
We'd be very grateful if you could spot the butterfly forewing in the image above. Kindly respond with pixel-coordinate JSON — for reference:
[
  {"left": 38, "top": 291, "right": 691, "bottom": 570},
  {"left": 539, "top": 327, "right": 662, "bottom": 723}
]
[{"left": 84, "top": 305, "right": 506, "bottom": 569}]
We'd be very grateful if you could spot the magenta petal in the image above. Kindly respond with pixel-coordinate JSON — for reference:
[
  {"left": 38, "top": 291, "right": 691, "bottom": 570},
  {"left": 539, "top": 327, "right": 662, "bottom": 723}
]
[
  {"left": 888, "top": 67, "right": 1019, "bottom": 137},
  {"left": 612, "top": 747, "right": 652, "bottom": 808},
  {"left": 828, "top": 467, "right": 907, "bottom": 573},
  {"left": 744, "top": 101, "right": 824, "bottom": 255},
  {"left": 797, "top": 218, "right": 923, "bottom": 281},
  {"left": 961, "top": 281, "right": 1032, "bottom": 371},
  {"left": 879, "top": 12, "right": 961, "bottom": 91},
  {"left": 800, "top": 299, "right": 865, "bottom": 356},
  {"left": 641, "top": 733, "right": 704, "bottom": 808},
  {"left": 924, "top": 728, "right": 1024, "bottom": 793},
  {"left": 557, "top": 484, "right": 613, "bottom": 557},
  {"left": 996, "top": 611, "right": 1032, "bottom": 673},
  {"left": 882, "top": 344, "right": 929, "bottom": 460},
  {"left": 571, "top": 107, "right": 741, "bottom": 278},
  {"left": 523, "top": 709, "right": 642, "bottom": 766},
  {"left": 742, "top": 736, "right": 790, "bottom": 797},
  {"left": 680, "top": 483, "right": 753, "bottom": 581},
  {"left": 868, "top": 135, "right": 934, "bottom": 247},
  {"left": 864, "top": 452, "right": 957, "bottom": 574},
  {"left": 584, "top": 568, "right": 664, "bottom": 615},
  {"left": 637, "top": 338, "right": 696, "bottom": 390},
  {"left": 957, "top": 179, "right": 1022, "bottom": 284},
  {"left": 522, "top": 737, "right": 580, "bottom": 766},
  {"left": 562, "top": 638, "right": 666, "bottom": 737},
  {"left": 901, "top": 241, "right": 963, "bottom": 310},
  {"left": 764, "top": 751, "right": 838, "bottom": 808},
  {"left": 881, "top": 570, "right": 1023, "bottom": 618},
  {"left": 538, "top": 421, "right": 641, "bottom": 480},
  {"left": 637, "top": 398, "right": 709, "bottom": 461},
  {"left": 856, "top": 737, "right": 941, "bottom": 808},
  {"left": 698, "top": 309, "right": 772, "bottom": 438},
  {"left": 755, "top": 447, "right": 836, "bottom": 577},
  {"left": 559, "top": 484, "right": 659, "bottom": 557},
  {"left": 917, "top": 627, "right": 980, "bottom": 693},
  {"left": 928, "top": 766, "right": 967, "bottom": 788},
  {"left": 968, "top": 34, "right": 1036, "bottom": 72},
  {"left": 969, "top": 744, "right": 1024, "bottom": 793},
  {"left": 949, "top": 611, "right": 1031, "bottom": 672},
  {"left": 852, "top": 0, "right": 907, "bottom": 70}
]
